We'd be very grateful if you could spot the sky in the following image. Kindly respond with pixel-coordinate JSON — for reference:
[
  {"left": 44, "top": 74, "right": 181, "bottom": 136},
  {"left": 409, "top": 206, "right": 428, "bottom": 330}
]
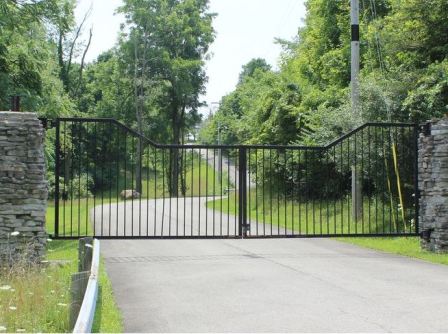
[{"left": 75, "top": 0, "right": 307, "bottom": 116}]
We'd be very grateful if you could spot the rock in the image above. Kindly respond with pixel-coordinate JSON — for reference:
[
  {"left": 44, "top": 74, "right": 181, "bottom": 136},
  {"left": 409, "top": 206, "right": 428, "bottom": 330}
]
[{"left": 120, "top": 189, "right": 141, "bottom": 199}]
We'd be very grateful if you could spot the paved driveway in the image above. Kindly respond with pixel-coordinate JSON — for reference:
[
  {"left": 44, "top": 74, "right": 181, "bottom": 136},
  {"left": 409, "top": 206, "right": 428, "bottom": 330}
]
[{"left": 100, "top": 201, "right": 448, "bottom": 332}]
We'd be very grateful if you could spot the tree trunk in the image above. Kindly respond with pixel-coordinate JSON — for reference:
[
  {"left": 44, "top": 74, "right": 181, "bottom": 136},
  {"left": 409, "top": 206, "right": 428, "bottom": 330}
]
[
  {"left": 169, "top": 107, "right": 181, "bottom": 197},
  {"left": 180, "top": 107, "right": 187, "bottom": 196},
  {"left": 134, "top": 39, "right": 143, "bottom": 194}
]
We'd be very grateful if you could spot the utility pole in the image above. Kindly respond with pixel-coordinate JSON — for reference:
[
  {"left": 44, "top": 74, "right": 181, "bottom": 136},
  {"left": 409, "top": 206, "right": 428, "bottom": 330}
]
[
  {"left": 351, "top": 0, "right": 362, "bottom": 221},
  {"left": 351, "top": 0, "right": 360, "bottom": 114},
  {"left": 217, "top": 122, "right": 222, "bottom": 183},
  {"left": 211, "top": 102, "right": 222, "bottom": 183}
]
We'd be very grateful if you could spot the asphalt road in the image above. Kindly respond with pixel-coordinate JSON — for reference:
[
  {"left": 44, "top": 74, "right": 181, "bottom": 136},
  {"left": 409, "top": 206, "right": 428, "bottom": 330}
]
[
  {"left": 92, "top": 197, "right": 291, "bottom": 237},
  {"left": 100, "top": 200, "right": 448, "bottom": 333}
]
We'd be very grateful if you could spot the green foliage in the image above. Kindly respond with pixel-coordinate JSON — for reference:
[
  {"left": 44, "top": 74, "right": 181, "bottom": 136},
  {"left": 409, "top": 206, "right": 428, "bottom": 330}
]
[
  {"left": 200, "top": 63, "right": 312, "bottom": 145},
  {"left": 202, "top": 0, "right": 448, "bottom": 147},
  {"left": 0, "top": 0, "right": 75, "bottom": 113},
  {"left": 116, "top": 0, "right": 215, "bottom": 144},
  {"left": 238, "top": 58, "right": 271, "bottom": 83}
]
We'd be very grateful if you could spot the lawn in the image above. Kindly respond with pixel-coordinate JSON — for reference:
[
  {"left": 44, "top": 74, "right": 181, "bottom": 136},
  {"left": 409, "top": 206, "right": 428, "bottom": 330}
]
[
  {"left": 0, "top": 240, "right": 123, "bottom": 333},
  {"left": 87, "top": 152, "right": 230, "bottom": 200},
  {"left": 207, "top": 191, "right": 409, "bottom": 235},
  {"left": 338, "top": 237, "right": 448, "bottom": 266}
]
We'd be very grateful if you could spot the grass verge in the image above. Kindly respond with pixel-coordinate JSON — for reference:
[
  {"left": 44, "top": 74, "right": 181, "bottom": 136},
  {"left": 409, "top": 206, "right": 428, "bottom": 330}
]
[
  {"left": 338, "top": 237, "right": 448, "bottom": 266},
  {"left": 0, "top": 240, "right": 123, "bottom": 333}
]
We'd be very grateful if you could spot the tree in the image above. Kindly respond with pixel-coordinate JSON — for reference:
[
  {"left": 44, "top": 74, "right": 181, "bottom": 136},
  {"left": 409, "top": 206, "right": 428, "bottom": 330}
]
[
  {"left": 119, "top": 0, "right": 215, "bottom": 196},
  {"left": 0, "top": 0, "right": 74, "bottom": 112},
  {"left": 238, "top": 58, "right": 271, "bottom": 83}
]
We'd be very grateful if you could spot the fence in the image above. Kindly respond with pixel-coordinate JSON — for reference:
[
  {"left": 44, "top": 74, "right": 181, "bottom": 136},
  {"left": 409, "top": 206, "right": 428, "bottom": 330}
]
[{"left": 46, "top": 118, "right": 418, "bottom": 239}]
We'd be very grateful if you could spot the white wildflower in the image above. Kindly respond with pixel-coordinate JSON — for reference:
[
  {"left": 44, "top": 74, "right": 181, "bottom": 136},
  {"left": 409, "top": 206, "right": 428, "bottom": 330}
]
[
  {"left": 0, "top": 285, "right": 11, "bottom": 291},
  {"left": 50, "top": 290, "right": 55, "bottom": 294},
  {"left": 10, "top": 231, "right": 20, "bottom": 237},
  {"left": 9, "top": 306, "right": 16, "bottom": 311}
]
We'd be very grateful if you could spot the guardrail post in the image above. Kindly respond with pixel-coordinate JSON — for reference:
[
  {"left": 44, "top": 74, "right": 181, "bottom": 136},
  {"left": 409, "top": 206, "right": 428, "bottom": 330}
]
[
  {"left": 238, "top": 147, "right": 248, "bottom": 238},
  {"left": 69, "top": 271, "right": 90, "bottom": 330},
  {"left": 78, "top": 237, "right": 94, "bottom": 272}
]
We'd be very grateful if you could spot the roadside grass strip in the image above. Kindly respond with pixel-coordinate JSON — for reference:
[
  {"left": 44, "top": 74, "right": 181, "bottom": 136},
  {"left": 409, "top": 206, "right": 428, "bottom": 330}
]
[
  {"left": 0, "top": 240, "right": 123, "bottom": 333},
  {"left": 338, "top": 237, "right": 448, "bottom": 266}
]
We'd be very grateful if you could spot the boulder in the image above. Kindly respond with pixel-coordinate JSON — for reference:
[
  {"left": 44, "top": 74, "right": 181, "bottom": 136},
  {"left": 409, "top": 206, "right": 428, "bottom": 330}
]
[{"left": 120, "top": 189, "right": 140, "bottom": 200}]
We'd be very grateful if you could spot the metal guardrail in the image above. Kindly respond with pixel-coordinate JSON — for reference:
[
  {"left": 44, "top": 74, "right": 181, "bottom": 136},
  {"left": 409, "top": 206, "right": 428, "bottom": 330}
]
[{"left": 70, "top": 238, "right": 100, "bottom": 333}]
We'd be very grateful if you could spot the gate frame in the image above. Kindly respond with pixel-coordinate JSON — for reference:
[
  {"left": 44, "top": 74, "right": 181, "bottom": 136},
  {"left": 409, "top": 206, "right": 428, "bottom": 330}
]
[{"left": 45, "top": 118, "right": 420, "bottom": 240}]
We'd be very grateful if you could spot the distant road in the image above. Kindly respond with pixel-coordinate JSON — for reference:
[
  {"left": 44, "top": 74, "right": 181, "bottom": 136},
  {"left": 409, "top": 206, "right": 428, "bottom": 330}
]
[{"left": 194, "top": 147, "right": 255, "bottom": 189}]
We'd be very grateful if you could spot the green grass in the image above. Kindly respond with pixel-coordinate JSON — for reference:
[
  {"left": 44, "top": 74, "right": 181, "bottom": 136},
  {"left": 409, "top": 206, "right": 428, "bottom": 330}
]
[
  {"left": 93, "top": 152, "right": 230, "bottom": 200},
  {"left": 46, "top": 240, "right": 123, "bottom": 332},
  {"left": 338, "top": 237, "right": 448, "bottom": 266},
  {"left": 140, "top": 156, "right": 230, "bottom": 198},
  {"left": 207, "top": 191, "right": 411, "bottom": 235},
  {"left": 46, "top": 199, "right": 95, "bottom": 236},
  {"left": 0, "top": 240, "right": 123, "bottom": 333},
  {"left": 92, "top": 257, "right": 123, "bottom": 332}
]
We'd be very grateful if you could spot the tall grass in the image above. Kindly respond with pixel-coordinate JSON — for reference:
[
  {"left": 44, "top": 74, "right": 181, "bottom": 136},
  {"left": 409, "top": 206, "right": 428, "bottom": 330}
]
[
  {"left": 0, "top": 241, "right": 75, "bottom": 332},
  {"left": 0, "top": 240, "right": 123, "bottom": 333}
]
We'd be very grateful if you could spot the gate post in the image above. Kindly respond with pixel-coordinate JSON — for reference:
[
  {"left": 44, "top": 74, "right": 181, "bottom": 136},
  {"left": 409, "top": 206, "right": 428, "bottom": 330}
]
[
  {"left": 238, "top": 147, "right": 248, "bottom": 238},
  {"left": 418, "top": 117, "right": 448, "bottom": 252},
  {"left": 54, "top": 119, "right": 60, "bottom": 238}
]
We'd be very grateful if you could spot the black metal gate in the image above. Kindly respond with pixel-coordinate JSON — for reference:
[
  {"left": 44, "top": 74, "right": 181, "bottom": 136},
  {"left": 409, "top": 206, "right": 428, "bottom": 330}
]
[{"left": 49, "top": 118, "right": 418, "bottom": 239}]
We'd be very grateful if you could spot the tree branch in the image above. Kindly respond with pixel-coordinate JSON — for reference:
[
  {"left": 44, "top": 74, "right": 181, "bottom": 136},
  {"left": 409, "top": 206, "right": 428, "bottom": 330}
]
[
  {"left": 73, "top": 26, "right": 92, "bottom": 97},
  {"left": 67, "top": 5, "right": 92, "bottom": 80}
]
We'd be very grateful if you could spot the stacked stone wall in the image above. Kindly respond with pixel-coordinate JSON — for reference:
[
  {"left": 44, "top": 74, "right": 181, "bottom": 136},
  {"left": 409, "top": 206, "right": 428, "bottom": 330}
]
[
  {"left": 418, "top": 117, "right": 448, "bottom": 253},
  {"left": 0, "top": 112, "right": 47, "bottom": 263}
]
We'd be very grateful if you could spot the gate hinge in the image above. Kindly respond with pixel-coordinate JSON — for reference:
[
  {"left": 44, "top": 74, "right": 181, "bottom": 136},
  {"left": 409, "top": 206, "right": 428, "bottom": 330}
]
[
  {"left": 39, "top": 118, "right": 58, "bottom": 130},
  {"left": 420, "top": 228, "right": 434, "bottom": 242},
  {"left": 420, "top": 122, "right": 432, "bottom": 136},
  {"left": 38, "top": 117, "right": 48, "bottom": 130},
  {"left": 49, "top": 119, "right": 59, "bottom": 129}
]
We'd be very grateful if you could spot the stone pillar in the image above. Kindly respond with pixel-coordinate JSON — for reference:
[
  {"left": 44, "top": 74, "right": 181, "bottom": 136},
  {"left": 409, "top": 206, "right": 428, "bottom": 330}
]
[
  {"left": 0, "top": 112, "right": 48, "bottom": 264},
  {"left": 418, "top": 116, "right": 448, "bottom": 253}
]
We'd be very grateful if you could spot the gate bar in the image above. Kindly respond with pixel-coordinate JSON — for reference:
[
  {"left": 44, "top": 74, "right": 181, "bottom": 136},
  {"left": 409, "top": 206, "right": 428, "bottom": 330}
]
[{"left": 238, "top": 147, "right": 248, "bottom": 238}]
